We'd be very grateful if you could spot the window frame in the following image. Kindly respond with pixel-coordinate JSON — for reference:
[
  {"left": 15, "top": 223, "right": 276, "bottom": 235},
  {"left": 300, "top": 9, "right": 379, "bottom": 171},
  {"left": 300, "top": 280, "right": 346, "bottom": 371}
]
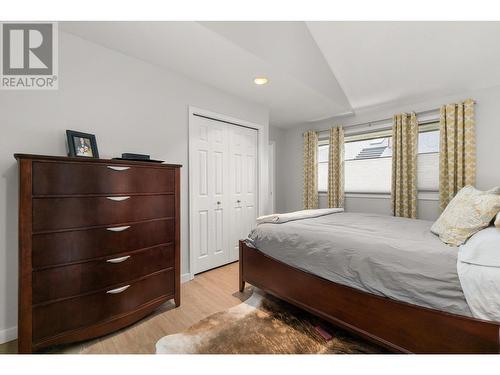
[
  {"left": 317, "top": 139, "right": 329, "bottom": 193},
  {"left": 317, "top": 121, "right": 440, "bottom": 196},
  {"left": 414, "top": 123, "right": 440, "bottom": 193}
]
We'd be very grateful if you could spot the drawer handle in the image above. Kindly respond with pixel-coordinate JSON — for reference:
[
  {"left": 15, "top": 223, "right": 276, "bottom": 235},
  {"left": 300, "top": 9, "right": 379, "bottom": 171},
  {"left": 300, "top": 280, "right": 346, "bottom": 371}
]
[
  {"left": 106, "top": 255, "right": 131, "bottom": 263},
  {"left": 106, "top": 285, "right": 130, "bottom": 294},
  {"left": 106, "top": 196, "right": 130, "bottom": 201},
  {"left": 106, "top": 226, "right": 130, "bottom": 232},
  {"left": 107, "top": 166, "right": 130, "bottom": 171}
]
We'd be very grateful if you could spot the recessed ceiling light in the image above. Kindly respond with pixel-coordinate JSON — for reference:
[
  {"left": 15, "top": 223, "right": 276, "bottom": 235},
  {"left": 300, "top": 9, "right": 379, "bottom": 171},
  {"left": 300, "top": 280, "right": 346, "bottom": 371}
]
[{"left": 254, "top": 77, "right": 269, "bottom": 85}]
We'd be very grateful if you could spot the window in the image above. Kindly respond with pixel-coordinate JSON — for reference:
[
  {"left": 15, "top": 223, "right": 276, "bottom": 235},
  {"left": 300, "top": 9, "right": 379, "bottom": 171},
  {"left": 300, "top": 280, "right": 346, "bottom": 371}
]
[
  {"left": 344, "top": 132, "right": 392, "bottom": 193},
  {"left": 318, "top": 142, "right": 329, "bottom": 192},
  {"left": 416, "top": 127, "right": 440, "bottom": 192},
  {"left": 317, "top": 122, "right": 440, "bottom": 194}
]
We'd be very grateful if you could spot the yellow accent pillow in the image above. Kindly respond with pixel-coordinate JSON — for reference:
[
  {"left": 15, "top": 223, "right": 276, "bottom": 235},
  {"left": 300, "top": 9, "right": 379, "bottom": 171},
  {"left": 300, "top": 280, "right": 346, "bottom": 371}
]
[{"left": 431, "top": 186, "right": 500, "bottom": 246}]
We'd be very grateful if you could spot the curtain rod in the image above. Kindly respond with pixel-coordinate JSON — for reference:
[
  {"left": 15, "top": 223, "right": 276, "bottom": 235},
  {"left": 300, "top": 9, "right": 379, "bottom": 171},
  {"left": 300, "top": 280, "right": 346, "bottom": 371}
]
[{"left": 306, "top": 100, "right": 477, "bottom": 134}]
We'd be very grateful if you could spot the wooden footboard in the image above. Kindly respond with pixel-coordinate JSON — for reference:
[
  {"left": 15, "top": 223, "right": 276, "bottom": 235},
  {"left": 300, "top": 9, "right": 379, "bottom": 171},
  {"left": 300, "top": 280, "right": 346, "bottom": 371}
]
[{"left": 239, "top": 240, "right": 500, "bottom": 354}]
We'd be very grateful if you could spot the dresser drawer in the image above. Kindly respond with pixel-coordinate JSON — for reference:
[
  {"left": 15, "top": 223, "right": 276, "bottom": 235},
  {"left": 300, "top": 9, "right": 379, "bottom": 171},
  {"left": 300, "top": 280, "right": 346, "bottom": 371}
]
[
  {"left": 33, "top": 244, "right": 174, "bottom": 304},
  {"left": 33, "top": 194, "right": 175, "bottom": 232},
  {"left": 32, "top": 218, "right": 174, "bottom": 268},
  {"left": 33, "top": 270, "right": 174, "bottom": 342},
  {"left": 33, "top": 161, "right": 175, "bottom": 196}
]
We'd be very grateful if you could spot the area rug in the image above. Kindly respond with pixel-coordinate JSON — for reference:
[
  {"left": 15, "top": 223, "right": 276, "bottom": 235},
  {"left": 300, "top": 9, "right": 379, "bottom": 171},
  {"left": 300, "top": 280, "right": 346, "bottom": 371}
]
[{"left": 156, "top": 289, "right": 388, "bottom": 354}]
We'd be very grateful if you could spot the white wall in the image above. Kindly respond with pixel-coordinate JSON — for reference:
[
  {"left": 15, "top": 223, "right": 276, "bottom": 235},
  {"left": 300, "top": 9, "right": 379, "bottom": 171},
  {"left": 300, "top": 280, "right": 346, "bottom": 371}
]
[
  {"left": 279, "top": 84, "right": 500, "bottom": 219},
  {"left": 268, "top": 125, "right": 287, "bottom": 213},
  {"left": 0, "top": 31, "right": 269, "bottom": 342}
]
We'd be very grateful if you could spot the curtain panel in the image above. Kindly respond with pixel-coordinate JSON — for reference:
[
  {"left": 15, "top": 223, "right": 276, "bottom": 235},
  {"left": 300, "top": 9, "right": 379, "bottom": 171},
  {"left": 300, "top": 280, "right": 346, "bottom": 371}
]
[
  {"left": 328, "top": 126, "right": 344, "bottom": 208},
  {"left": 439, "top": 98, "right": 476, "bottom": 211},
  {"left": 391, "top": 113, "right": 418, "bottom": 218},
  {"left": 303, "top": 130, "right": 318, "bottom": 209}
]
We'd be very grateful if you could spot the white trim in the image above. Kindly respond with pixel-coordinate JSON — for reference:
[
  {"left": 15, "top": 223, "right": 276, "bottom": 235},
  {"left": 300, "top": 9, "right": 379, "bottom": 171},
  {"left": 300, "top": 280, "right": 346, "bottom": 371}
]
[
  {"left": 188, "top": 106, "right": 268, "bottom": 280},
  {"left": 268, "top": 141, "right": 276, "bottom": 214},
  {"left": 418, "top": 109, "right": 440, "bottom": 124},
  {"left": 181, "top": 273, "right": 191, "bottom": 283},
  {"left": 418, "top": 191, "right": 440, "bottom": 201},
  {"left": 337, "top": 191, "right": 439, "bottom": 201},
  {"left": 0, "top": 326, "right": 17, "bottom": 344},
  {"left": 344, "top": 192, "right": 391, "bottom": 199}
]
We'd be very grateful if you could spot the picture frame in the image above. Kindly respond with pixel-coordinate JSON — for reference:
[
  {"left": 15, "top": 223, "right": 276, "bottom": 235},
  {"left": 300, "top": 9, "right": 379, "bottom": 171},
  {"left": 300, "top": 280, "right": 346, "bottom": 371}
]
[{"left": 66, "top": 130, "right": 99, "bottom": 158}]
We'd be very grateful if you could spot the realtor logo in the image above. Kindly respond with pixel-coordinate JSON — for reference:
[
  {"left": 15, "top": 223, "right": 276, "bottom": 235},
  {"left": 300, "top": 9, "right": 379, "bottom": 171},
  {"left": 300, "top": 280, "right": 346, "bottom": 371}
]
[{"left": 1, "top": 22, "right": 58, "bottom": 89}]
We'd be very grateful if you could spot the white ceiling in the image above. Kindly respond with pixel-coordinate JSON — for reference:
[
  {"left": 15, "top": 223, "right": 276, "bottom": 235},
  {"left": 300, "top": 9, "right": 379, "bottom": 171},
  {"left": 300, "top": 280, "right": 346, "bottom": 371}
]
[
  {"left": 307, "top": 22, "right": 500, "bottom": 110},
  {"left": 60, "top": 21, "right": 500, "bottom": 128}
]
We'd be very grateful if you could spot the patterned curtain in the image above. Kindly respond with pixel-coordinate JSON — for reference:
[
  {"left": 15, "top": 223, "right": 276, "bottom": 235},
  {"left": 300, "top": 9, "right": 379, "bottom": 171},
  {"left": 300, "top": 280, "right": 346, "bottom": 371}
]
[
  {"left": 328, "top": 126, "right": 344, "bottom": 208},
  {"left": 303, "top": 130, "right": 318, "bottom": 209},
  {"left": 439, "top": 99, "right": 476, "bottom": 211},
  {"left": 391, "top": 113, "right": 418, "bottom": 218}
]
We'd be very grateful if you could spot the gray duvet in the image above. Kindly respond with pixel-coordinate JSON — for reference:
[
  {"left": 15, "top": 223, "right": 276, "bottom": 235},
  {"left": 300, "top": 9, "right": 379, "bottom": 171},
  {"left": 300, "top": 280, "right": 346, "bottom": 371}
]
[{"left": 247, "top": 212, "right": 472, "bottom": 317}]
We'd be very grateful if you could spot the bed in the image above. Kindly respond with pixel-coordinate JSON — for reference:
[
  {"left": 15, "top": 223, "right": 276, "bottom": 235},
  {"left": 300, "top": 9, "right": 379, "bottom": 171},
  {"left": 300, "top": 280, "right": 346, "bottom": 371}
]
[{"left": 239, "top": 211, "right": 500, "bottom": 353}]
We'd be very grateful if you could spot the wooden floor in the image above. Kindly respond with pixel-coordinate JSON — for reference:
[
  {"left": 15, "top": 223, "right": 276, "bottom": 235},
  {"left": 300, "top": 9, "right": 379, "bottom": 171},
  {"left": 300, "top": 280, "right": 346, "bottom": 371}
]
[{"left": 0, "top": 262, "right": 252, "bottom": 354}]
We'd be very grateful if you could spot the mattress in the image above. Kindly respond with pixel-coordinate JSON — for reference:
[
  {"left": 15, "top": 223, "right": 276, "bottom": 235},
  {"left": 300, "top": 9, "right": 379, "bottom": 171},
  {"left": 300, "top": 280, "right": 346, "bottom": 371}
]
[{"left": 247, "top": 212, "right": 472, "bottom": 317}]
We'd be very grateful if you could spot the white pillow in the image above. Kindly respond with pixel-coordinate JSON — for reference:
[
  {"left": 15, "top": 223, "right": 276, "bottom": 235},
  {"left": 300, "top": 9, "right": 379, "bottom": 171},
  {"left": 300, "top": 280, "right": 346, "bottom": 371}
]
[
  {"left": 495, "top": 213, "right": 500, "bottom": 228},
  {"left": 457, "top": 227, "right": 500, "bottom": 321},
  {"left": 431, "top": 186, "right": 500, "bottom": 246},
  {"left": 459, "top": 227, "right": 500, "bottom": 267}
]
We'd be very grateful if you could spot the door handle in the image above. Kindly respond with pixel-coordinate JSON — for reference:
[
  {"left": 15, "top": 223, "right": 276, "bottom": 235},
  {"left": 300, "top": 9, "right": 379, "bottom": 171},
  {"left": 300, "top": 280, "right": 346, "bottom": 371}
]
[
  {"left": 217, "top": 201, "right": 221, "bottom": 205},
  {"left": 106, "top": 285, "right": 130, "bottom": 294},
  {"left": 106, "top": 226, "right": 130, "bottom": 232},
  {"left": 106, "top": 196, "right": 130, "bottom": 201},
  {"left": 107, "top": 166, "right": 130, "bottom": 171},
  {"left": 106, "top": 255, "right": 131, "bottom": 263},
  {"left": 237, "top": 200, "right": 241, "bottom": 203}
]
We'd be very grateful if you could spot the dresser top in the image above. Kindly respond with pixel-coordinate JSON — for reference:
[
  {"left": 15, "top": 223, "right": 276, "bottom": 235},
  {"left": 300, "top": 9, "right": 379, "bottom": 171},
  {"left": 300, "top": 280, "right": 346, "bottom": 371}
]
[{"left": 14, "top": 154, "right": 182, "bottom": 168}]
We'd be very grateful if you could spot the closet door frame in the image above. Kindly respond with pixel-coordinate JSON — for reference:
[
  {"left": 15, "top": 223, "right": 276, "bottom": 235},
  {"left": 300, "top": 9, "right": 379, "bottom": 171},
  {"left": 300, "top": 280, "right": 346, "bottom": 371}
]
[{"left": 188, "top": 106, "right": 267, "bottom": 280}]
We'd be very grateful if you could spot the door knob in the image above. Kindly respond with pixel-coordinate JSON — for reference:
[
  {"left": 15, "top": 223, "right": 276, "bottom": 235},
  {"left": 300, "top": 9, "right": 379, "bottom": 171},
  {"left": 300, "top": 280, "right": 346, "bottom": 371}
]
[
  {"left": 237, "top": 200, "right": 241, "bottom": 203},
  {"left": 217, "top": 201, "right": 221, "bottom": 205}
]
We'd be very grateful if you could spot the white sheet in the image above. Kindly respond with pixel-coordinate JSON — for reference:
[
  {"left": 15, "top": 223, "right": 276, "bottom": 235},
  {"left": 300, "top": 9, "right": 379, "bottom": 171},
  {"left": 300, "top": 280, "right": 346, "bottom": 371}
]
[
  {"left": 250, "top": 212, "right": 471, "bottom": 316},
  {"left": 457, "top": 227, "right": 500, "bottom": 321},
  {"left": 256, "top": 208, "right": 343, "bottom": 225}
]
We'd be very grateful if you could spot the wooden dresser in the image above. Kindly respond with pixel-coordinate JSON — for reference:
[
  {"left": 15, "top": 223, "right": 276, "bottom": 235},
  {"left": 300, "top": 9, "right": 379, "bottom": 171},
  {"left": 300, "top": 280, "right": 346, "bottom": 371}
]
[{"left": 15, "top": 154, "right": 181, "bottom": 353}]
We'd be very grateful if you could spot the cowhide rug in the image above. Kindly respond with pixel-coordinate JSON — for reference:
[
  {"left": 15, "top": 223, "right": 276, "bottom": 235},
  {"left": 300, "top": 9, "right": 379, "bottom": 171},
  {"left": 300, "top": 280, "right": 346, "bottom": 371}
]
[{"left": 156, "top": 289, "right": 387, "bottom": 354}]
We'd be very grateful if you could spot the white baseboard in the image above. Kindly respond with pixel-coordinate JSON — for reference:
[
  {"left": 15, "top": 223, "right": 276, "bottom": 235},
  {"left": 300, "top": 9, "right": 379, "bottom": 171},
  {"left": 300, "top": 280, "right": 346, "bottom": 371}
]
[
  {"left": 0, "top": 326, "right": 17, "bottom": 344},
  {"left": 181, "top": 273, "right": 191, "bottom": 283}
]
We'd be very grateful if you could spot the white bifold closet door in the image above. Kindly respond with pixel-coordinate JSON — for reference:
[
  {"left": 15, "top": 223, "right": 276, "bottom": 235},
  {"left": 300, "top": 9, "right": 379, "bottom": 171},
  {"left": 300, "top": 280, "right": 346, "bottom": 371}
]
[
  {"left": 190, "top": 115, "right": 258, "bottom": 274},
  {"left": 228, "top": 124, "right": 258, "bottom": 263}
]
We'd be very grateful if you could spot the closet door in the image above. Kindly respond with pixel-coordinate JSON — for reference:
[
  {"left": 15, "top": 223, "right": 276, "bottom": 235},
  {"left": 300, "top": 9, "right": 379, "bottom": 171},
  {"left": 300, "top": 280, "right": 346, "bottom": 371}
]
[
  {"left": 229, "top": 126, "right": 258, "bottom": 262},
  {"left": 190, "top": 116, "right": 230, "bottom": 274}
]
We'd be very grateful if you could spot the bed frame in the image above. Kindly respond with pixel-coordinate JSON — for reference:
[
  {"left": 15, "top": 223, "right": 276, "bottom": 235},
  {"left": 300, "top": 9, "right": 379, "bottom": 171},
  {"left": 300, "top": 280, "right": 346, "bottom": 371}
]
[{"left": 239, "top": 240, "right": 500, "bottom": 354}]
